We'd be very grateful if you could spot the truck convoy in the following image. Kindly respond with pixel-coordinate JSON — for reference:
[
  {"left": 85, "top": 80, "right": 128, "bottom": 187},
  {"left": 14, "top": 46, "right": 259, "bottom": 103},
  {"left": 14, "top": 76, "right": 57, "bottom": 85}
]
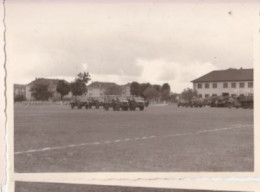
[
  {"left": 70, "top": 95, "right": 148, "bottom": 111},
  {"left": 178, "top": 95, "right": 253, "bottom": 109}
]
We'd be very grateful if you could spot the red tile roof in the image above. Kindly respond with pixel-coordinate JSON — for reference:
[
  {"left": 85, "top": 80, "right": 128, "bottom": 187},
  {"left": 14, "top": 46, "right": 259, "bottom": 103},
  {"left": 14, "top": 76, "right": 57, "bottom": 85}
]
[{"left": 192, "top": 68, "right": 253, "bottom": 83}]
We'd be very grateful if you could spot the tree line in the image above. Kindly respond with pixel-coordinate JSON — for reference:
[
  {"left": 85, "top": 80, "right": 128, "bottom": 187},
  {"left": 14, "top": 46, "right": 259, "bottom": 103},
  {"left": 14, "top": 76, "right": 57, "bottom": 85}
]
[
  {"left": 130, "top": 82, "right": 171, "bottom": 101},
  {"left": 15, "top": 71, "right": 178, "bottom": 102},
  {"left": 26, "top": 72, "right": 91, "bottom": 101}
]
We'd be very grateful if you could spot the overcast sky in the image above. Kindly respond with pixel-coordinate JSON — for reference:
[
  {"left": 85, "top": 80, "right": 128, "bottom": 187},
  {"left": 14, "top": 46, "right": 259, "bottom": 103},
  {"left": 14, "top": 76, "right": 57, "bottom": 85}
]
[{"left": 7, "top": 0, "right": 258, "bottom": 92}]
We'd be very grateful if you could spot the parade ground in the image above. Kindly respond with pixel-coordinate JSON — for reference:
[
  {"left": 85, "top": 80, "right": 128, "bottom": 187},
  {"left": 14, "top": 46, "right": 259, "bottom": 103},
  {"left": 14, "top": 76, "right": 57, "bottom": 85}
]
[{"left": 14, "top": 104, "right": 253, "bottom": 172}]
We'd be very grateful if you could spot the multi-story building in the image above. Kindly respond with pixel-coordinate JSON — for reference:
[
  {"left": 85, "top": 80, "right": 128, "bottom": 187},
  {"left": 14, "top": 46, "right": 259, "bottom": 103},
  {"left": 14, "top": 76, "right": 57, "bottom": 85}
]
[
  {"left": 14, "top": 84, "right": 26, "bottom": 98},
  {"left": 87, "top": 82, "right": 131, "bottom": 97},
  {"left": 192, "top": 68, "right": 253, "bottom": 98},
  {"left": 25, "top": 78, "right": 63, "bottom": 100}
]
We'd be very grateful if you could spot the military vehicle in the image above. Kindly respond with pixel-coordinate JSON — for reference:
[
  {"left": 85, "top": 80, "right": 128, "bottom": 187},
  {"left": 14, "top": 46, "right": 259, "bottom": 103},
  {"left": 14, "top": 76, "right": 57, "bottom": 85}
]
[
  {"left": 177, "top": 99, "right": 190, "bottom": 107},
  {"left": 70, "top": 96, "right": 89, "bottom": 109},
  {"left": 226, "top": 96, "right": 241, "bottom": 108},
  {"left": 128, "top": 96, "right": 145, "bottom": 111},
  {"left": 103, "top": 96, "right": 130, "bottom": 111},
  {"left": 190, "top": 97, "right": 204, "bottom": 107},
  {"left": 103, "top": 96, "right": 114, "bottom": 111},
  {"left": 209, "top": 96, "right": 229, "bottom": 107},
  {"left": 236, "top": 95, "right": 253, "bottom": 109},
  {"left": 117, "top": 97, "right": 129, "bottom": 111}
]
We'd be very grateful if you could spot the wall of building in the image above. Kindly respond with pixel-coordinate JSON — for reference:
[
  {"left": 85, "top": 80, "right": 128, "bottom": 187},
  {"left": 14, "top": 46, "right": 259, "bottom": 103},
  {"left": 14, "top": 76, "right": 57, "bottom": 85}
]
[
  {"left": 193, "top": 81, "right": 253, "bottom": 98},
  {"left": 87, "top": 88, "right": 105, "bottom": 97},
  {"left": 25, "top": 85, "right": 32, "bottom": 100},
  {"left": 121, "top": 86, "right": 131, "bottom": 97},
  {"left": 14, "top": 86, "right": 26, "bottom": 97}
]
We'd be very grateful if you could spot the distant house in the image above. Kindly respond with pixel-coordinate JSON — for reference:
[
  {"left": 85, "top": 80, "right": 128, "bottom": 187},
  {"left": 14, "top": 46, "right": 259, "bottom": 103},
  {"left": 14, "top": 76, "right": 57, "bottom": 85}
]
[
  {"left": 14, "top": 84, "right": 26, "bottom": 98},
  {"left": 87, "top": 81, "right": 131, "bottom": 97},
  {"left": 191, "top": 68, "right": 253, "bottom": 98},
  {"left": 120, "top": 83, "right": 131, "bottom": 97},
  {"left": 25, "top": 78, "right": 69, "bottom": 101}
]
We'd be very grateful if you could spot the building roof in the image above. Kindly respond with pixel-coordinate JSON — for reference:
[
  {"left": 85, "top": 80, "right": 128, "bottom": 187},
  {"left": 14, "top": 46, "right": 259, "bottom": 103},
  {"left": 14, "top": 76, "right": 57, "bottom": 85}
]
[
  {"left": 28, "top": 78, "right": 61, "bottom": 86},
  {"left": 14, "top": 84, "right": 26, "bottom": 89},
  {"left": 192, "top": 68, "right": 253, "bottom": 83},
  {"left": 88, "top": 81, "right": 118, "bottom": 89}
]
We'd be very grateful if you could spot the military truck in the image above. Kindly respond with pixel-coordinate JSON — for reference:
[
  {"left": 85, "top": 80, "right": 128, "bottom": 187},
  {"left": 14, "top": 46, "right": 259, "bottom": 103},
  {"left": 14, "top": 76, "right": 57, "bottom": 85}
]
[
  {"left": 226, "top": 96, "right": 241, "bottom": 108},
  {"left": 177, "top": 99, "right": 190, "bottom": 107},
  {"left": 190, "top": 97, "right": 204, "bottom": 107},
  {"left": 237, "top": 95, "right": 253, "bottom": 109},
  {"left": 103, "top": 97, "right": 113, "bottom": 111},
  {"left": 103, "top": 96, "right": 129, "bottom": 111},
  {"left": 209, "top": 96, "right": 229, "bottom": 107},
  {"left": 117, "top": 97, "right": 129, "bottom": 111},
  {"left": 70, "top": 96, "right": 89, "bottom": 109},
  {"left": 128, "top": 96, "right": 145, "bottom": 111}
]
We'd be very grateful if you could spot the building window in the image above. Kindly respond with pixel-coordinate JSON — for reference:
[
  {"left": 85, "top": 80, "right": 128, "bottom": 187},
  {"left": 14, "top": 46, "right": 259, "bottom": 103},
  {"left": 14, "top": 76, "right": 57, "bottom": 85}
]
[
  {"left": 205, "top": 83, "right": 209, "bottom": 89},
  {"left": 198, "top": 83, "right": 202, "bottom": 89},
  {"left": 231, "top": 82, "right": 236, "bottom": 88},
  {"left": 212, "top": 83, "right": 217, "bottom": 88},
  {"left": 248, "top": 82, "right": 253, "bottom": 88},
  {"left": 198, "top": 94, "right": 202, "bottom": 98},
  {"left": 223, "top": 82, "right": 228, "bottom": 88},
  {"left": 212, "top": 94, "right": 217, "bottom": 97},
  {"left": 239, "top": 82, "right": 245, "bottom": 88},
  {"left": 205, "top": 94, "right": 209, "bottom": 98}
]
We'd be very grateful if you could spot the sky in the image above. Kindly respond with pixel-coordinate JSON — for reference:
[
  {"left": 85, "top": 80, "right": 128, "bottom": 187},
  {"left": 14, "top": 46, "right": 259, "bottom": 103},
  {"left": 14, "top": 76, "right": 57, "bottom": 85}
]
[{"left": 6, "top": 0, "right": 258, "bottom": 92}]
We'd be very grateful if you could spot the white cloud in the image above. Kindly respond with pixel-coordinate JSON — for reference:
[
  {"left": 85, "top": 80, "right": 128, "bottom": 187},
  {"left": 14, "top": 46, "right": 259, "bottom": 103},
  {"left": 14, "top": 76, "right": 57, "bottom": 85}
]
[
  {"left": 136, "top": 58, "right": 218, "bottom": 92},
  {"left": 7, "top": 1, "right": 257, "bottom": 92}
]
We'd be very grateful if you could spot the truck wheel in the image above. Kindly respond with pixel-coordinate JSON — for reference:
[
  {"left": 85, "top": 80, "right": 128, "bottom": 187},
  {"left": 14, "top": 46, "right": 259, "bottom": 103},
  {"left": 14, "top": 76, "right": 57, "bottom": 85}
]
[
  {"left": 85, "top": 105, "right": 88, "bottom": 109},
  {"left": 78, "top": 105, "right": 82, "bottom": 109},
  {"left": 140, "top": 106, "right": 144, "bottom": 111},
  {"left": 71, "top": 105, "right": 74, "bottom": 109}
]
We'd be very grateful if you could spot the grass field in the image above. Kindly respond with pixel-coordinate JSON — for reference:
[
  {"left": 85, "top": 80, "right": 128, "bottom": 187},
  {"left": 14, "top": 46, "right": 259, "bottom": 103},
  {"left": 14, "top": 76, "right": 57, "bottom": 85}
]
[
  {"left": 14, "top": 104, "right": 253, "bottom": 172},
  {"left": 15, "top": 182, "right": 241, "bottom": 192}
]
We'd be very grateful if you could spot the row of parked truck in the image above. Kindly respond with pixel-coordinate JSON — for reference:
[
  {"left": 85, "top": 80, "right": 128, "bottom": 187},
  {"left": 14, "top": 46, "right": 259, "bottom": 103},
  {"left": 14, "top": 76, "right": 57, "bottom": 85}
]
[
  {"left": 178, "top": 95, "right": 254, "bottom": 109},
  {"left": 70, "top": 96, "right": 149, "bottom": 111}
]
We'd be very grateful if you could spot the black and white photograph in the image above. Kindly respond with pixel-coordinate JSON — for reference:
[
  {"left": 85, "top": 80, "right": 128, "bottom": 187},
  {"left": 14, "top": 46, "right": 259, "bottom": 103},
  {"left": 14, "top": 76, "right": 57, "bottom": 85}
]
[
  {"left": 7, "top": 0, "right": 256, "bottom": 173},
  {"left": 14, "top": 182, "right": 253, "bottom": 192}
]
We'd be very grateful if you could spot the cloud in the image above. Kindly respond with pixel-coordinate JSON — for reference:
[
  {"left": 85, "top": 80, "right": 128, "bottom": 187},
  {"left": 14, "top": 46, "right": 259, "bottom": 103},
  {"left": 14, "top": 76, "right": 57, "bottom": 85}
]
[
  {"left": 7, "top": 1, "right": 256, "bottom": 92},
  {"left": 136, "top": 58, "right": 218, "bottom": 92}
]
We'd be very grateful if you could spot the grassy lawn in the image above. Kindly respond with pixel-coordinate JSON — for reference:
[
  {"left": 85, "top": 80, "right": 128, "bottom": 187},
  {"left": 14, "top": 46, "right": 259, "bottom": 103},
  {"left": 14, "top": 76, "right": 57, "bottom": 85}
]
[
  {"left": 14, "top": 103, "right": 253, "bottom": 172},
  {"left": 15, "top": 182, "right": 243, "bottom": 192}
]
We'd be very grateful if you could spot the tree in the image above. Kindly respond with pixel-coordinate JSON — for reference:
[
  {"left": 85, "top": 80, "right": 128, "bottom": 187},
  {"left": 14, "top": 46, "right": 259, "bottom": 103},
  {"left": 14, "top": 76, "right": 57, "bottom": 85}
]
[
  {"left": 153, "top": 84, "right": 161, "bottom": 92},
  {"left": 105, "top": 85, "right": 122, "bottom": 95},
  {"left": 56, "top": 80, "right": 70, "bottom": 100},
  {"left": 31, "top": 84, "right": 52, "bottom": 101},
  {"left": 130, "top": 82, "right": 141, "bottom": 96},
  {"left": 161, "top": 83, "right": 171, "bottom": 92},
  {"left": 181, "top": 88, "right": 198, "bottom": 101},
  {"left": 77, "top": 71, "right": 91, "bottom": 83},
  {"left": 161, "top": 83, "right": 171, "bottom": 101},
  {"left": 70, "top": 79, "right": 87, "bottom": 96},
  {"left": 143, "top": 86, "right": 159, "bottom": 100},
  {"left": 70, "top": 71, "right": 91, "bottom": 96},
  {"left": 140, "top": 83, "right": 151, "bottom": 98}
]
